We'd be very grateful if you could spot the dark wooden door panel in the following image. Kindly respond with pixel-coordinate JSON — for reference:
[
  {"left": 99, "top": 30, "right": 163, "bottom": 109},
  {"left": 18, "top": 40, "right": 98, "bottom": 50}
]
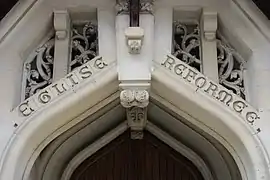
[{"left": 70, "top": 131, "right": 204, "bottom": 180}]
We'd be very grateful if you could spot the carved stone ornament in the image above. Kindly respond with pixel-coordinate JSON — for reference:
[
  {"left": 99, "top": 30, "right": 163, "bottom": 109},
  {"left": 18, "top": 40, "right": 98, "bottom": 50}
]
[
  {"left": 127, "top": 106, "right": 147, "bottom": 139},
  {"left": 125, "top": 27, "right": 144, "bottom": 54},
  {"left": 115, "top": 0, "right": 154, "bottom": 15},
  {"left": 120, "top": 89, "right": 149, "bottom": 108}
]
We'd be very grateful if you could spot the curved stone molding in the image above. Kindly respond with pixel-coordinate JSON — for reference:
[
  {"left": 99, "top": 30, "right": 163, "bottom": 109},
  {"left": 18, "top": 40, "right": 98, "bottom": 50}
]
[
  {"left": 17, "top": 56, "right": 108, "bottom": 121},
  {"left": 161, "top": 54, "right": 260, "bottom": 132},
  {"left": 61, "top": 123, "right": 128, "bottom": 180},
  {"left": 120, "top": 89, "right": 149, "bottom": 108}
]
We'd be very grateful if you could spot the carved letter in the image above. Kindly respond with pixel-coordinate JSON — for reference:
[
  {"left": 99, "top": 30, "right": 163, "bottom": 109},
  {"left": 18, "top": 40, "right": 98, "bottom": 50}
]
[
  {"left": 79, "top": 65, "right": 92, "bottom": 79},
  {"left": 174, "top": 64, "right": 187, "bottom": 76},
  {"left": 204, "top": 82, "right": 218, "bottom": 97},
  {"left": 233, "top": 101, "right": 247, "bottom": 113},
  {"left": 19, "top": 101, "right": 34, "bottom": 116},
  {"left": 38, "top": 90, "right": 52, "bottom": 104},
  {"left": 218, "top": 90, "right": 233, "bottom": 106},
  {"left": 95, "top": 57, "right": 108, "bottom": 69},
  {"left": 66, "top": 74, "right": 79, "bottom": 86},
  {"left": 161, "top": 56, "right": 176, "bottom": 70},
  {"left": 195, "top": 76, "right": 207, "bottom": 88},
  {"left": 183, "top": 68, "right": 198, "bottom": 82},
  {"left": 52, "top": 83, "right": 67, "bottom": 95},
  {"left": 246, "top": 112, "right": 259, "bottom": 124}
]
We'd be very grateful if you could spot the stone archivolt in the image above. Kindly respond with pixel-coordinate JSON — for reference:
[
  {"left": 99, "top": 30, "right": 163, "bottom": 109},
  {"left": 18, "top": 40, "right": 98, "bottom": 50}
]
[
  {"left": 161, "top": 54, "right": 260, "bottom": 131},
  {"left": 18, "top": 56, "right": 107, "bottom": 118},
  {"left": 16, "top": 54, "right": 260, "bottom": 134}
]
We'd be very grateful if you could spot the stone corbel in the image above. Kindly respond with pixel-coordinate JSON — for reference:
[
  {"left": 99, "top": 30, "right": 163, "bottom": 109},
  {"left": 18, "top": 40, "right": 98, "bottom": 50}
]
[
  {"left": 120, "top": 89, "right": 149, "bottom": 108},
  {"left": 120, "top": 88, "right": 149, "bottom": 139},
  {"left": 127, "top": 106, "right": 147, "bottom": 139},
  {"left": 202, "top": 10, "right": 217, "bottom": 41},
  {"left": 54, "top": 10, "right": 70, "bottom": 40},
  {"left": 125, "top": 27, "right": 144, "bottom": 54}
]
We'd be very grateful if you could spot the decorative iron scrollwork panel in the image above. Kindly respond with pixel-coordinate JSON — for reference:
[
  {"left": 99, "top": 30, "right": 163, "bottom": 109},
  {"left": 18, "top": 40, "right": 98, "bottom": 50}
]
[
  {"left": 70, "top": 22, "right": 98, "bottom": 71},
  {"left": 23, "top": 38, "right": 55, "bottom": 100},
  {"left": 217, "top": 37, "right": 246, "bottom": 99},
  {"left": 173, "top": 22, "right": 201, "bottom": 72}
]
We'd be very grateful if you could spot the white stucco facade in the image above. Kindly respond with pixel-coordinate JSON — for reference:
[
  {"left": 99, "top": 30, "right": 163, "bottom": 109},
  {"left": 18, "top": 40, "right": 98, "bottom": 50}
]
[{"left": 0, "top": 0, "right": 270, "bottom": 179}]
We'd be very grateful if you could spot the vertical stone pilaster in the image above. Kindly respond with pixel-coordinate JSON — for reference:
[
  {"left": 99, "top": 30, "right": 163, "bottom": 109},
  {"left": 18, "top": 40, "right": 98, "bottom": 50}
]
[
  {"left": 53, "top": 10, "right": 71, "bottom": 81},
  {"left": 200, "top": 9, "right": 219, "bottom": 83}
]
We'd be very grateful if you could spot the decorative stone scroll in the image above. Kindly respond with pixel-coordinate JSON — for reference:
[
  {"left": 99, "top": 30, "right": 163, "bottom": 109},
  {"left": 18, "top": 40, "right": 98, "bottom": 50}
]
[
  {"left": 18, "top": 56, "right": 107, "bottom": 118},
  {"left": 71, "top": 22, "right": 98, "bottom": 71},
  {"left": 217, "top": 36, "right": 246, "bottom": 99},
  {"left": 161, "top": 54, "right": 260, "bottom": 132},
  {"left": 22, "top": 37, "right": 55, "bottom": 100},
  {"left": 173, "top": 22, "right": 201, "bottom": 72},
  {"left": 120, "top": 89, "right": 149, "bottom": 108},
  {"left": 115, "top": 0, "right": 154, "bottom": 15}
]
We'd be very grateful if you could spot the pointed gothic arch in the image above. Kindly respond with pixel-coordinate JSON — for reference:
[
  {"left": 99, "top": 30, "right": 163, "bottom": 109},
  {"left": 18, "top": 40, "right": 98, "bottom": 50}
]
[
  {"left": 0, "top": 0, "right": 270, "bottom": 180},
  {"left": 0, "top": 60, "right": 269, "bottom": 180}
]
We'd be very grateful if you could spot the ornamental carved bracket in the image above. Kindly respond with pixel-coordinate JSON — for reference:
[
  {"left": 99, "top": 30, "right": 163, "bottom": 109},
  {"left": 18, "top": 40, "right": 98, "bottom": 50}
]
[
  {"left": 127, "top": 106, "right": 147, "bottom": 139},
  {"left": 161, "top": 54, "right": 260, "bottom": 134},
  {"left": 125, "top": 27, "right": 144, "bottom": 54},
  {"left": 120, "top": 89, "right": 149, "bottom": 108},
  {"left": 120, "top": 89, "right": 149, "bottom": 139}
]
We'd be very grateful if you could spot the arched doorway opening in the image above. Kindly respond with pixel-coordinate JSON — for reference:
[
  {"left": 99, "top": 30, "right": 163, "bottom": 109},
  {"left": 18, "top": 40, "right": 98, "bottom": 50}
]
[
  {"left": 70, "top": 131, "right": 204, "bottom": 180},
  {"left": 0, "top": 65, "right": 268, "bottom": 180},
  {"left": 29, "top": 97, "right": 240, "bottom": 180}
]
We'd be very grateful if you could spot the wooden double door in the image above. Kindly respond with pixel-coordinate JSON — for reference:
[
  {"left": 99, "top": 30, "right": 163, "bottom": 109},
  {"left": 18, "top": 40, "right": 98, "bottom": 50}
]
[{"left": 70, "top": 131, "right": 204, "bottom": 180}]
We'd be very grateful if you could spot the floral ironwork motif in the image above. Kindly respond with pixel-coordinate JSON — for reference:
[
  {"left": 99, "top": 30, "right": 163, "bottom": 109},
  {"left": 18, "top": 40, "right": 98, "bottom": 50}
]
[
  {"left": 23, "top": 38, "right": 55, "bottom": 100},
  {"left": 173, "top": 22, "right": 201, "bottom": 71},
  {"left": 70, "top": 22, "right": 98, "bottom": 71},
  {"left": 115, "top": 0, "right": 153, "bottom": 15},
  {"left": 217, "top": 37, "right": 246, "bottom": 99}
]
